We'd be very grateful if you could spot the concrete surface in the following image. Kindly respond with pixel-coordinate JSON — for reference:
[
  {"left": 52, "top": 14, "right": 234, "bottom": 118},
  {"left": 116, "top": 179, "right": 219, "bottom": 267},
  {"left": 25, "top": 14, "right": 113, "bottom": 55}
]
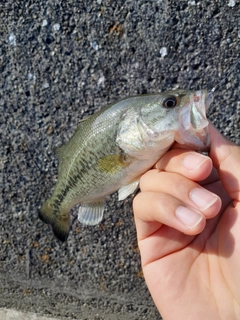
[
  {"left": 1, "top": 0, "right": 240, "bottom": 319},
  {"left": 0, "top": 308, "right": 65, "bottom": 320}
]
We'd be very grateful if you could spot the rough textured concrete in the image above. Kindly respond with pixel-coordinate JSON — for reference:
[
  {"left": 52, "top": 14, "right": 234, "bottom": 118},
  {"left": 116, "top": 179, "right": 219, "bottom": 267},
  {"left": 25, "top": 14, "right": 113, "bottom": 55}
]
[{"left": 0, "top": 0, "right": 239, "bottom": 319}]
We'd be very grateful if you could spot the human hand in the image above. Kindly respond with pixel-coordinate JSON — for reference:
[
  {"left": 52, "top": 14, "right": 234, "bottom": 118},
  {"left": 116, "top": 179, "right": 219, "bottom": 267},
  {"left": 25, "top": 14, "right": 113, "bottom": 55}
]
[{"left": 133, "top": 123, "right": 240, "bottom": 319}]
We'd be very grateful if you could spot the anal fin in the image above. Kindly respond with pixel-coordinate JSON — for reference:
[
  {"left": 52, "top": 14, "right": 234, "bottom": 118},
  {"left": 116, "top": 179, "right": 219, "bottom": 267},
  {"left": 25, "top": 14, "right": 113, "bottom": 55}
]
[{"left": 78, "top": 201, "right": 105, "bottom": 226}]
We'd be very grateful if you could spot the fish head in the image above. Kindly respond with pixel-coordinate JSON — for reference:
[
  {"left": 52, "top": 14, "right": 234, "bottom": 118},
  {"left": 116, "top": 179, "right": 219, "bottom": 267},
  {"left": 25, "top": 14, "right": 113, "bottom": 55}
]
[
  {"left": 139, "top": 89, "right": 213, "bottom": 150},
  {"left": 117, "top": 89, "right": 213, "bottom": 158}
]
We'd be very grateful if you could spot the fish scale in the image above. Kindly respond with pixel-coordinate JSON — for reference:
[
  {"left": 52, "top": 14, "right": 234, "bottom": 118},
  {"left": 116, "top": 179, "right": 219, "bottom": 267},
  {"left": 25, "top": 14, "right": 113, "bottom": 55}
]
[{"left": 39, "top": 90, "right": 213, "bottom": 241}]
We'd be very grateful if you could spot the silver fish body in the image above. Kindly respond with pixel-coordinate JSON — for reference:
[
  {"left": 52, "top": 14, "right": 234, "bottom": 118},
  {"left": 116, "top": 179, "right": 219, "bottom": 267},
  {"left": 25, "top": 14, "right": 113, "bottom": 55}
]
[{"left": 39, "top": 89, "right": 213, "bottom": 241}]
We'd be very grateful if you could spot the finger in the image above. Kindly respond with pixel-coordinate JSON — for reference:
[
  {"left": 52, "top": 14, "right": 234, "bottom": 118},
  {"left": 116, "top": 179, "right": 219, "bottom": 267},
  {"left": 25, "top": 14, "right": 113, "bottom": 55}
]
[
  {"left": 155, "top": 149, "right": 212, "bottom": 181},
  {"left": 139, "top": 169, "right": 221, "bottom": 219},
  {"left": 133, "top": 191, "right": 207, "bottom": 239},
  {"left": 133, "top": 191, "right": 197, "bottom": 267},
  {"left": 198, "top": 166, "right": 219, "bottom": 186},
  {"left": 209, "top": 123, "right": 240, "bottom": 201}
]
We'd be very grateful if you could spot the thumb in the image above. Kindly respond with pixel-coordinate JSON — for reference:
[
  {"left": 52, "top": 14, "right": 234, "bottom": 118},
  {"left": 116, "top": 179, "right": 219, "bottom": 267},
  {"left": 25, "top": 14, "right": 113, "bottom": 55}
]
[{"left": 209, "top": 123, "right": 240, "bottom": 201}]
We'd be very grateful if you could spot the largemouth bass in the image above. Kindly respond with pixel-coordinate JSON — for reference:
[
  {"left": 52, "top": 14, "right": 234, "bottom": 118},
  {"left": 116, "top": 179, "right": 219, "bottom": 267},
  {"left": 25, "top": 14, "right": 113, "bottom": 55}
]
[{"left": 39, "top": 89, "right": 213, "bottom": 241}]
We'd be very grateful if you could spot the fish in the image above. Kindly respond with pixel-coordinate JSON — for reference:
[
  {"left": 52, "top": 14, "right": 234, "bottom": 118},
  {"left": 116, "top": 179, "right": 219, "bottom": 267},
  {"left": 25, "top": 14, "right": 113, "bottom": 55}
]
[{"left": 39, "top": 89, "right": 214, "bottom": 242}]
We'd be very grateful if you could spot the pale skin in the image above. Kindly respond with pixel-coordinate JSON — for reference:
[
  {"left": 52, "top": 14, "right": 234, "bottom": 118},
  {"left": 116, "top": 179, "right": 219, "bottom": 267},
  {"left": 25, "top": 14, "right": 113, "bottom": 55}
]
[{"left": 133, "top": 123, "right": 240, "bottom": 320}]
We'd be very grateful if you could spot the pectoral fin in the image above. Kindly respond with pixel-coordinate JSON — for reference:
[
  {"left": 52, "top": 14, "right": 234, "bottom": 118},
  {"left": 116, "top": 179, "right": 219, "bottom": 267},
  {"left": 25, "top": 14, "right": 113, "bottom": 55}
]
[
  {"left": 118, "top": 180, "right": 139, "bottom": 201},
  {"left": 78, "top": 201, "right": 105, "bottom": 225},
  {"left": 97, "top": 154, "right": 128, "bottom": 174}
]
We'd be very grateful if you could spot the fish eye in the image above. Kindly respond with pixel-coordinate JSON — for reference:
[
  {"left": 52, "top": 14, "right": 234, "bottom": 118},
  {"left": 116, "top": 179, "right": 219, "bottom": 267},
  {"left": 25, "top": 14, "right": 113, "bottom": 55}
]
[{"left": 162, "top": 95, "right": 178, "bottom": 108}]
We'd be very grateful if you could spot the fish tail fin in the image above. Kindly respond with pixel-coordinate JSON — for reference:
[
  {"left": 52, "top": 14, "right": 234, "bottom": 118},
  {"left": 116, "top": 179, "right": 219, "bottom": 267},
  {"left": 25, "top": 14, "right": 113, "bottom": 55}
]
[{"left": 39, "top": 200, "right": 70, "bottom": 242}]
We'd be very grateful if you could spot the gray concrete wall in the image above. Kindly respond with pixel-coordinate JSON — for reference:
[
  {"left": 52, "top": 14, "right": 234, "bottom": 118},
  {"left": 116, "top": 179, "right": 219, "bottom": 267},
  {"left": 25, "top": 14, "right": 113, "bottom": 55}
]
[{"left": 1, "top": 0, "right": 239, "bottom": 319}]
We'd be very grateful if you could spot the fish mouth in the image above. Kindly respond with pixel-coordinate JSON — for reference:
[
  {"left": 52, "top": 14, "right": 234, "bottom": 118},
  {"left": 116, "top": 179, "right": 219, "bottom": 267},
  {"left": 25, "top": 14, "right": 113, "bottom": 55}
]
[
  {"left": 196, "top": 91, "right": 213, "bottom": 149},
  {"left": 194, "top": 90, "right": 214, "bottom": 116},
  {"left": 205, "top": 91, "right": 214, "bottom": 111},
  {"left": 190, "top": 90, "right": 210, "bottom": 129},
  {"left": 190, "top": 90, "right": 212, "bottom": 149},
  {"left": 176, "top": 90, "right": 212, "bottom": 150}
]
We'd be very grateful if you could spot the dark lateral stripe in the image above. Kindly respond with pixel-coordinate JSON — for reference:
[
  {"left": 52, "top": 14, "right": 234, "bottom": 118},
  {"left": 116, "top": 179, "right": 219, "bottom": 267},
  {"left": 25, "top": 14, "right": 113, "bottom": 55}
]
[{"left": 51, "top": 160, "right": 95, "bottom": 214}]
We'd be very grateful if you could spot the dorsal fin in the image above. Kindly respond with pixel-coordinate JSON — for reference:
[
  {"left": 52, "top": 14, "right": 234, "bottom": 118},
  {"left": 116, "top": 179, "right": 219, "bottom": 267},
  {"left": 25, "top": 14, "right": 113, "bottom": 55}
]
[
  {"left": 74, "top": 117, "right": 89, "bottom": 132},
  {"left": 79, "top": 117, "right": 88, "bottom": 123},
  {"left": 55, "top": 118, "right": 88, "bottom": 160},
  {"left": 55, "top": 145, "right": 66, "bottom": 160}
]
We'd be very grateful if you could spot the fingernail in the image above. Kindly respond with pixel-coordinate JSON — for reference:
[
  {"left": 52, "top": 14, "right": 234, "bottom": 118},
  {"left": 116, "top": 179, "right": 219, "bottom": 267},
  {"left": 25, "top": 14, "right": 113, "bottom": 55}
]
[
  {"left": 183, "top": 153, "right": 208, "bottom": 172},
  {"left": 190, "top": 188, "right": 218, "bottom": 211},
  {"left": 176, "top": 206, "right": 203, "bottom": 228}
]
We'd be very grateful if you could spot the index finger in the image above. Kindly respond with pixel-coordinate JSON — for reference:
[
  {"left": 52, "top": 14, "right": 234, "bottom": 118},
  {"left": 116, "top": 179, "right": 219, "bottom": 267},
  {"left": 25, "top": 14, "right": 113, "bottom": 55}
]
[{"left": 155, "top": 149, "right": 213, "bottom": 182}]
